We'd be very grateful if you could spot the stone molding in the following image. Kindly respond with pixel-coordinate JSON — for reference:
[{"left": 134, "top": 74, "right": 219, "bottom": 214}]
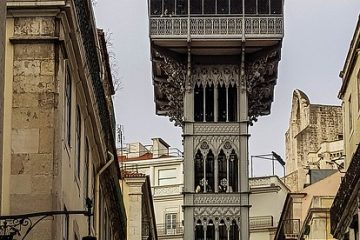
[
  {"left": 193, "top": 195, "right": 240, "bottom": 205},
  {"left": 193, "top": 123, "right": 240, "bottom": 135}
]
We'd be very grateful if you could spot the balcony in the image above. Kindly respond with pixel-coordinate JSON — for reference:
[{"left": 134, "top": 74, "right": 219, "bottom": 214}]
[
  {"left": 157, "top": 222, "right": 184, "bottom": 238},
  {"left": 149, "top": 0, "right": 284, "bottom": 47}
]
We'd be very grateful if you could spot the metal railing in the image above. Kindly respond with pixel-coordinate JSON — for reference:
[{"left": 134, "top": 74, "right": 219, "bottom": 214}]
[
  {"left": 283, "top": 219, "right": 300, "bottom": 238},
  {"left": 250, "top": 216, "right": 273, "bottom": 229},
  {"left": 156, "top": 222, "right": 184, "bottom": 236},
  {"left": 150, "top": 15, "right": 283, "bottom": 39}
]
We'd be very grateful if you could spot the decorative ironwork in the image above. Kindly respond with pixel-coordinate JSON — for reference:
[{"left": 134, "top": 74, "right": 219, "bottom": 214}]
[
  {"left": 150, "top": 16, "right": 283, "bottom": 39},
  {"left": 0, "top": 203, "right": 92, "bottom": 240},
  {"left": 330, "top": 145, "right": 360, "bottom": 237}
]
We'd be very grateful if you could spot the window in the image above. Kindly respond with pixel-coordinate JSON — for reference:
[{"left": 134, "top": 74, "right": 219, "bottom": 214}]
[
  {"left": 206, "top": 150, "right": 215, "bottom": 192},
  {"left": 218, "top": 85, "right": 227, "bottom": 122},
  {"left": 349, "top": 96, "right": 353, "bottom": 131},
  {"left": 176, "top": 0, "right": 188, "bottom": 15},
  {"left": 194, "top": 85, "right": 204, "bottom": 122},
  {"left": 151, "top": 0, "right": 162, "bottom": 15},
  {"left": 245, "top": 0, "right": 256, "bottom": 14},
  {"left": 158, "top": 168, "right": 177, "bottom": 185},
  {"left": 230, "top": 0, "right": 242, "bottom": 14},
  {"left": 83, "top": 139, "right": 89, "bottom": 203},
  {"left": 217, "top": 0, "right": 229, "bottom": 14},
  {"left": 228, "top": 85, "right": 237, "bottom": 121},
  {"left": 75, "top": 106, "right": 81, "bottom": 180},
  {"left": 219, "top": 220, "right": 227, "bottom": 240},
  {"left": 270, "top": 0, "right": 282, "bottom": 14},
  {"left": 164, "top": 0, "right": 175, "bottom": 15},
  {"left": 165, "top": 213, "right": 177, "bottom": 235},
  {"left": 205, "top": 85, "right": 214, "bottom": 122},
  {"left": 204, "top": 0, "right": 215, "bottom": 14},
  {"left": 190, "top": 0, "right": 202, "bottom": 14},
  {"left": 229, "top": 220, "right": 239, "bottom": 240},
  {"left": 194, "top": 150, "right": 204, "bottom": 193},
  {"left": 65, "top": 65, "right": 72, "bottom": 146},
  {"left": 195, "top": 220, "right": 204, "bottom": 240},
  {"left": 258, "top": 0, "right": 270, "bottom": 14}
]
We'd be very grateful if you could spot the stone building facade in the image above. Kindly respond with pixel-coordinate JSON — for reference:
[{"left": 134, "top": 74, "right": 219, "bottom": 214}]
[
  {"left": 285, "top": 89, "right": 343, "bottom": 192},
  {"left": 0, "top": 0, "right": 5, "bottom": 209},
  {"left": 118, "top": 138, "right": 184, "bottom": 240},
  {"left": 331, "top": 16, "right": 360, "bottom": 240},
  {"left": 0, "top": 0, "right": 126, "bottom": 239},
  {"left": 147, "top": 0, "right": 285, "bottom": 239},
  {"left": 120, "top": 171, "right": 157, "bottom": 240}
]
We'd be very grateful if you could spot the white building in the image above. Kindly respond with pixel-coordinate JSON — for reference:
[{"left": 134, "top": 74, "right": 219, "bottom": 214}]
[
  {"left": 250, "top": 176, "right": 289, "bottom": 240},
  {"left": 118, "top": 138, "right": 184, "bottom": 240}
]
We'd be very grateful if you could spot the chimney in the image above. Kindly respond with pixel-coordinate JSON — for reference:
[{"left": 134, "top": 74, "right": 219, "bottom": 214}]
[{"left": 151, "top": 138, "right": 170, "bottom": 158}]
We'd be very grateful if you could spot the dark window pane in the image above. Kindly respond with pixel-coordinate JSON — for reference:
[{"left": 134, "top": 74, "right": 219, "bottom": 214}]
[
  {"left": 164, "top": 0, "right": 175, "bottom": 15},
  {"left": 207, "top": 223, "right": 215, "bottom": 239},
  {"left": 228, "top": 85, "right": 237, "bottom": 121},
  {"left": 206, "top": 151, "right": 215, "bottom": 192},
  {"left": 206, "top": 85, "right": 214, "bottom": 122},
  {"left": 217, "top": 0, "right": 229, "bottom": 14},
  {"left": 195, "top": 150, "right": 204, "bottom": 192},
  {"left": 151, "top": 0, "right": 162, "bottom": 15},
  {"left": 191, "top": 0, "right": 202, "bottom": 14},
  {"left": 271, "top": 0, "right": 282, "bottom": 14},
  {"left": 245, "top": 0, "right": 256, "bottom": 14},
  {"left": 258, "top": 0, "right": 269, "bottom": 14},
  {"left": 229, "top": 221, "right": 239, "bottom": 240},
  {"left": 194, "top": 85, "right": 204, "bottom": 122},
  {"left": 218, "top": 85, "right": 226, "bottom": 122},
  {"left": 176, "top": 0, "right": 188, "bottom": 15},
  {"left": 219, "top": 223, "right": 227, "bottom": 240},
  {"left": 204, "top": 0, "right": 215, "bottom": 14},
  {"left": 195, "top": 224, "right": 204, "bottom": 239},
  {"left": 218, "top": 150, "right": 227, "bottom": 193},
  {"left": 229, "top": 150, "right": 238, "bottom": 192},
  {"left": 230, "top": 0, "right": 242, "bottom": 14}
]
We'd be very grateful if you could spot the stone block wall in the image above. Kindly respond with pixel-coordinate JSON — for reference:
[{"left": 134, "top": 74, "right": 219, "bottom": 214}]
[{"left": 10, "top": 16, "right": 57, "bottom": 239}]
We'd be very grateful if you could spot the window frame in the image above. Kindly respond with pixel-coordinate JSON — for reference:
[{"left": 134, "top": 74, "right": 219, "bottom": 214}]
[
  {"left": 75, "top": 106, "right": 82, "bottom": 182},
  {"left": 165, "top": 213, "right": 177, "bottom": 235}
]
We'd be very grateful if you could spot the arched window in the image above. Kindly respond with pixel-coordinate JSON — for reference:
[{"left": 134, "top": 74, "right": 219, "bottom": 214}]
[
  {"left": 194, "top": 84, "right": 204, "bottom": 122},
  {"left": 229, "top": 220, "right": 239, "bottom": 240},
  {"left": 218, "top": 150, "right": 227, "bottom": 193},
  {"left": 229, "top": 150, "right": 238, "bottom": 192},
  {"left": 228, "top": 85, "right": 237, "bottom": 122},
  {"left": 218, "top": 84, "right": 226, "bottom": 122},
  {"left": 195, "top": 220, "right": 204, "bottom": 240},
  {"left": 207, "top": 220, "right": 215, "bottom": 240},
  {"left": 206, "top": 84, "right": 214, "bottom": 122},
  {"left": 219, "top": 220, "right": 227, "bottom": 240},
  {"left": 195, "top": 150, "right": 204, "bottom": 193},
  {"left": 206, "top": 150, "right": 215, "bottom": 192}
]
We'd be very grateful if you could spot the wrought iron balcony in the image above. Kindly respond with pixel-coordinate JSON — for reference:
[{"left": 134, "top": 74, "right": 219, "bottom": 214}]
[
  {"left": 156, "top": 222, "right": 184, "bottom": 237},
  {"left": 149, "top": 0, "right": 284, "bottom": 40}
]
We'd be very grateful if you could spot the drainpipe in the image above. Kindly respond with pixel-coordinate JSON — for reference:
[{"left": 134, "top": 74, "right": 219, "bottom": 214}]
[{"left": 95, "top": 151, "right": 115, "bottom": 239}]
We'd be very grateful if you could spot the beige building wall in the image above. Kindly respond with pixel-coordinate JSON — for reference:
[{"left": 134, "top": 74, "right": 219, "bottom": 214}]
[
  {"left": 249, "top": 176, "right": 289, "bottom": 240},
  {"left": 1, "top": 1, "right": 126, "bottom": 239}
]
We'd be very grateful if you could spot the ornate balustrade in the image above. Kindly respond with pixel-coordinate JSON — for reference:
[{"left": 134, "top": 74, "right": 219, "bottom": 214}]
[
  {"left": 156, "top": 222, "right": 184, "bottom": 237},
  {"left": 249, "top": 216, "right": 273, "bottom": 229},
  {"left": 193, "top": 193, "right": 241, "bottom": 205},
  {"left": 150, "top": 16, "right": 283, "bottom": 39},
  {"left": 153, "top": 185, "right": 183, "bottom": 196}
]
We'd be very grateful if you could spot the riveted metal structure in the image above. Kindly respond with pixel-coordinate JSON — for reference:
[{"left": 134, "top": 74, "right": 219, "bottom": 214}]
[{"left": 147, "top": 0, "right": 284, "bottom": 239}]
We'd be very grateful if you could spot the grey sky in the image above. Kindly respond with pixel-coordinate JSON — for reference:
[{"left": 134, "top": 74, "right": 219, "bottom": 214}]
[{"left": 94, "top": 1, "right": 360, "bottom": 176}]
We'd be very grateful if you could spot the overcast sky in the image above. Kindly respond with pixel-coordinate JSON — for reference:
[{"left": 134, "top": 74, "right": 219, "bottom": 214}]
[{"left": 94, "top": 1, "right": 360, "bottom": 177}]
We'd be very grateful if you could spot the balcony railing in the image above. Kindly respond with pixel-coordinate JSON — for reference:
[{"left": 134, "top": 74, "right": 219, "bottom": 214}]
[
  {"left": 250, "top": 216, "right": 273, "bottom": 229},
  {"left": 150, "top": 15, "right": 283, "bottom": 39},
  {"left": 331, "top": 145, "right": 360, "bottom": 235},
  {"left": 152, "top": 184, "right": 183, "bottom": 196},
  {"left": 283, "top": 219, "right": 300, "bottom": 239},
  {"left": 157, "top": 223, "right": 184, "bottom": 236}
]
